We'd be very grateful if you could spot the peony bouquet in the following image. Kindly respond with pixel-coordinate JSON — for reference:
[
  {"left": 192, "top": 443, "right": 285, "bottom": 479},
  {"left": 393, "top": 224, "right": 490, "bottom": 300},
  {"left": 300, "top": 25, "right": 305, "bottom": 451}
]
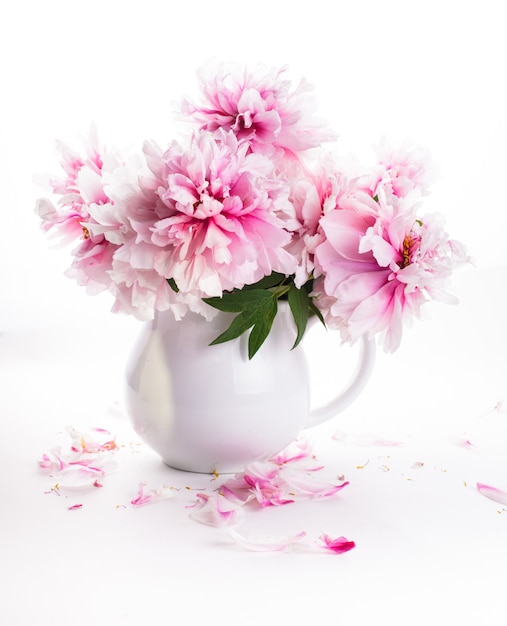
[{"left": 35, "top": 60, "right": 468, "bottom": 358}]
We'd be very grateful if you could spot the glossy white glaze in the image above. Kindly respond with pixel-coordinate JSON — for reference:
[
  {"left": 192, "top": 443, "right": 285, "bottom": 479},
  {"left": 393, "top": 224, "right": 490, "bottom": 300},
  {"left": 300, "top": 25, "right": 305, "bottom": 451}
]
[{"left": 125, "top": 303, "right": 375, "bottom": 473}]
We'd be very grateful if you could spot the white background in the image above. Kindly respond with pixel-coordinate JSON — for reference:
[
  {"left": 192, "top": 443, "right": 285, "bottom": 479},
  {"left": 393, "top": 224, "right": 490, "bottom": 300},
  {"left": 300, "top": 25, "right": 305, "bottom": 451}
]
[{"left": 1, "top": 1, "right": 506, "bottom": 624}]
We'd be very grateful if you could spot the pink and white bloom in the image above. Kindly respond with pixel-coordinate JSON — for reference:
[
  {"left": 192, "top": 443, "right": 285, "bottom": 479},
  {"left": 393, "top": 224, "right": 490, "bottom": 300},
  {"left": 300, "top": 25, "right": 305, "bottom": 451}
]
[
  {"left": 140, "top": 129, "right": 296, "bottom": 299},
  {"left": 283, "top": 156, "right": 339, "bottom": 286},
  {"left": 34, "top": 128, "right": 131, "bottom": 295},
  {"left": 180, "top": 59, "right": 336, "bottom": 156},
  {"left": 372, "top": 137, "right": 435, "bottom": 199},
  {"left": 313, "top": 186, "right": 469, "bottom": 352},
  {"left": 35, "top": 62, "right": 467, "bottom": 354}
]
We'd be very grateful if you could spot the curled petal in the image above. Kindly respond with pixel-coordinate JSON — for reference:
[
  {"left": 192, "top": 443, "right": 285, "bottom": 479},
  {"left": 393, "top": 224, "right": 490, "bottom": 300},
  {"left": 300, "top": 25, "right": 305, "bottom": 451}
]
[
  {"left": 131, "top": 482, "right": 176, "bottom": 507},
  {"left": 38, "top": 427, "right": 119, "bottom": 488},
  {"left": 52, "top": 463, "right": 106, "bottom": 488},
  {"left": 67, "top": 504, "right": 83, "bottom": 511},
  {"left": 476, "top": 482, "right": 507, "bottom": 506},
  {"left": 316, "top": 533, "right": 356, "bottom": 554},
  {"left": 227, "top": 528, "right": 307, "bottom": 552},
  {"left": 38, "top": 453, "right": 54, "bottom": 470},
  {"left": 270, "top": 438, "right": 314, "bottom": 465},
  {"left": 283, "top": 475, "right": 349, "bottom": 498},
  {"left": 189, "top": 492, "right": 245, "bottom": 527}
]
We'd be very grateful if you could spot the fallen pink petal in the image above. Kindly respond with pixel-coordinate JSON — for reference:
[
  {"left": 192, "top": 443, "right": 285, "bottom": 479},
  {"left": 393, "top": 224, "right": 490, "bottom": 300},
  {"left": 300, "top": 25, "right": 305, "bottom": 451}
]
[
  {"left": 316, "top": 533, "right": 356, "bottom": 554},
  {"left": 224, "top": 461, "right": 295, "bottom": 508},
  {"left": 37, "top": 453, "right": 54, "bottom": 470},
  {"left": 227, "top": 528, "right": 308, "bottom": 552},
  {"left": 476, "top": 482, "right": 507, "bottom": 506},
  {"left": 39, "top": 430, "right": 359, "bottom": 557},
  {"left": 189, "top": 492, "right": 245, "bottom": 527},
  {"left": 131, "top": 482, "right": 175, "bottom": 507},
  {"left": 270, "top": 438, "right": 314, "bottom": 465},
  {"left": 282, "top": 475, "right": 350, "bottom": 498},
  {"left": 38, "top": 427, "right": 119, "bottom": 488},
  {"left": 67, "top": 504, "right": 83, "bottom": 511},
  {"left": 218, "top": 484, "right": 248, "bottom": 506},
  {"left": 455, "top": 437, "right": 476, "bottom": 449}
]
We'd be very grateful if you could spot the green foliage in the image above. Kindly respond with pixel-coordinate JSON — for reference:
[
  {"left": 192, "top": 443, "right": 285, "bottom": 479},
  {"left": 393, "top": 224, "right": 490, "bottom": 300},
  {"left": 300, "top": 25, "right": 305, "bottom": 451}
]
[
  {"left": 203, "top": 272, "right": 324, "bottom": 359},
  {"left": 167, "top": 277, "right": 179, "bottom": 293}
]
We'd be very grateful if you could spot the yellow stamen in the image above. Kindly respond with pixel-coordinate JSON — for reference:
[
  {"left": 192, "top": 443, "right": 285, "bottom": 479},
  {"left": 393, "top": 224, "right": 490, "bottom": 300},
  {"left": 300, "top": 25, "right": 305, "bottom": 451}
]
[{"left": 400, "top": 234, "right": 416, "bottom": 268}]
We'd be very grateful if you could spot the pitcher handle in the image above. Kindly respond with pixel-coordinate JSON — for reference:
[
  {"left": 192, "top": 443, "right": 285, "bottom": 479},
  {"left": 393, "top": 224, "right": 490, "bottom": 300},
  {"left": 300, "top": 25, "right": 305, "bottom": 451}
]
[{"left": 305, "top": 335, "right": 376, "bottom": 429}]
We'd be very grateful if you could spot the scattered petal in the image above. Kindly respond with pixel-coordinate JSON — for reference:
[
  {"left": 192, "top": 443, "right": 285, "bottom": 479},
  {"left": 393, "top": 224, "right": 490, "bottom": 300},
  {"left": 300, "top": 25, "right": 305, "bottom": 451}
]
[
  {"left": 67, "top": 503, "right": 83, "bottom": 511},
  {"left": 226, "top": 528, "right": 355, "bottom": 555},
  {"left": 316, "top": 533, "right": 356, "bottom": 554},
  {"left": 38, "top": 427, "right": 119, "bottom": 487},
  {"left": 189, "top": 492, "right": 245, "bottom": 527},
  {"left": 283, "top": 475, "right": 349, "bottom": 499},
  {"left": 131, "top": 482, "right": 176, "bottom": 507},
  {"left": 477, "top": 482, "right": 507, "bottom": 506},
  {"left": 270, "top": 438, "right": 314, "bottom": 465},
  {"left": 227, "top": 528, "right": 308, "bottom": 552},
  {"left": 38, "top": 453, "right": 53, "bottom": 469}
]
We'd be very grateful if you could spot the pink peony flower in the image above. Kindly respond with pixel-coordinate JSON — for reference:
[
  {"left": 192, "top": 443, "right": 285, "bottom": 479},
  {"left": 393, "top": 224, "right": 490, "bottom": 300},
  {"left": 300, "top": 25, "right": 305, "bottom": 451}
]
[
  {"left": 313, "top": 188, "right": 469, "bottom": 352},
  {"left": 34, "top": 63, "right": 467, "bottom": 354},
  {"left": 34, "top": 128, "right": 132, "bottom": 294},
  {"left": 284, "top": 155, "right": 338, "bottom": 286},
  {"left": 139, "top": 129, "right": 297, "bottom": 298},
  {"left": 180, "top": 59, "right": 336, "bottom": 155},
  {"left": 372, "top": 137, "right": 435, "bottom": 198}
]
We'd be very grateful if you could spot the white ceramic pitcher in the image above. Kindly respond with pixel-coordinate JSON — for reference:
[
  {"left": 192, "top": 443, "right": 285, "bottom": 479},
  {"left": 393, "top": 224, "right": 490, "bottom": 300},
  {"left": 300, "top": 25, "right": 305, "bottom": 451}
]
[{"left": 125, "top": 303, "right": 375, "bottom": 473}]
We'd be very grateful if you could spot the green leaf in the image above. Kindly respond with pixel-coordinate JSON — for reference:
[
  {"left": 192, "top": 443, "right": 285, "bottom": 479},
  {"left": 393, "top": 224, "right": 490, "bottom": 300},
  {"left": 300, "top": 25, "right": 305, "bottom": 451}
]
[
  {"left": 242, "top": 271, "right": 287, "bottom": 291},
  {"left": 309, "top": 299, "right": 326, "bottom": 326},
  {"left": 167, "top": 277, "right": 179, "bottom": 293},
  {"left": 207, "top": 310, "right": 257, "bottom": 345},
  {"left": 287, "top": 284, "right": 310, "bottom": 349},
  {"left": 246, "top": 298, "right": 278, "bottom": 359},
  {"left": 204, "top": 289, "right": 279, "bottom": 359},
  {"left": 203, "top": 289, "right": 273, "bottom": 313}
]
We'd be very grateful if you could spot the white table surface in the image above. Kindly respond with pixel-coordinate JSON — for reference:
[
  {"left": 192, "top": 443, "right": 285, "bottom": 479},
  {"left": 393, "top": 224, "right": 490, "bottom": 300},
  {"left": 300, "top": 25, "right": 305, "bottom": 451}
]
[{"left": 1, "top": 264, "right": 506, "bottom": 625}]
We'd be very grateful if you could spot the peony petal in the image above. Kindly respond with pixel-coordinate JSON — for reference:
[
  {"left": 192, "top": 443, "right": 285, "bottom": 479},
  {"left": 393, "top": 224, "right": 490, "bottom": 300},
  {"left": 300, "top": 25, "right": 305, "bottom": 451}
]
[
  {"left": 38, "top": 427, "right": 119, "bottom": 488},
  {"left": 270, "top": 438, "right": 314, "bottom": 465},
  {"left": 476, "top": 482, "right": 507, "bottom": 506},
  {"left": 227, "top": 528, "right": 307, "bottom": 552},
  {"left": 189, "top": 492, "right": 245, "bottom": 527},
  {"left": 67, "top": 504, "right": 83, "bottom": 511},
  {"left": 131, "top": 482, "right": 176, "bottom": 507},
  {"left": 316, "top": 533, "right": 356, "bottom": 554},
  {"left": 282, "top": 475, "right": 349, "bottom": 498}
]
